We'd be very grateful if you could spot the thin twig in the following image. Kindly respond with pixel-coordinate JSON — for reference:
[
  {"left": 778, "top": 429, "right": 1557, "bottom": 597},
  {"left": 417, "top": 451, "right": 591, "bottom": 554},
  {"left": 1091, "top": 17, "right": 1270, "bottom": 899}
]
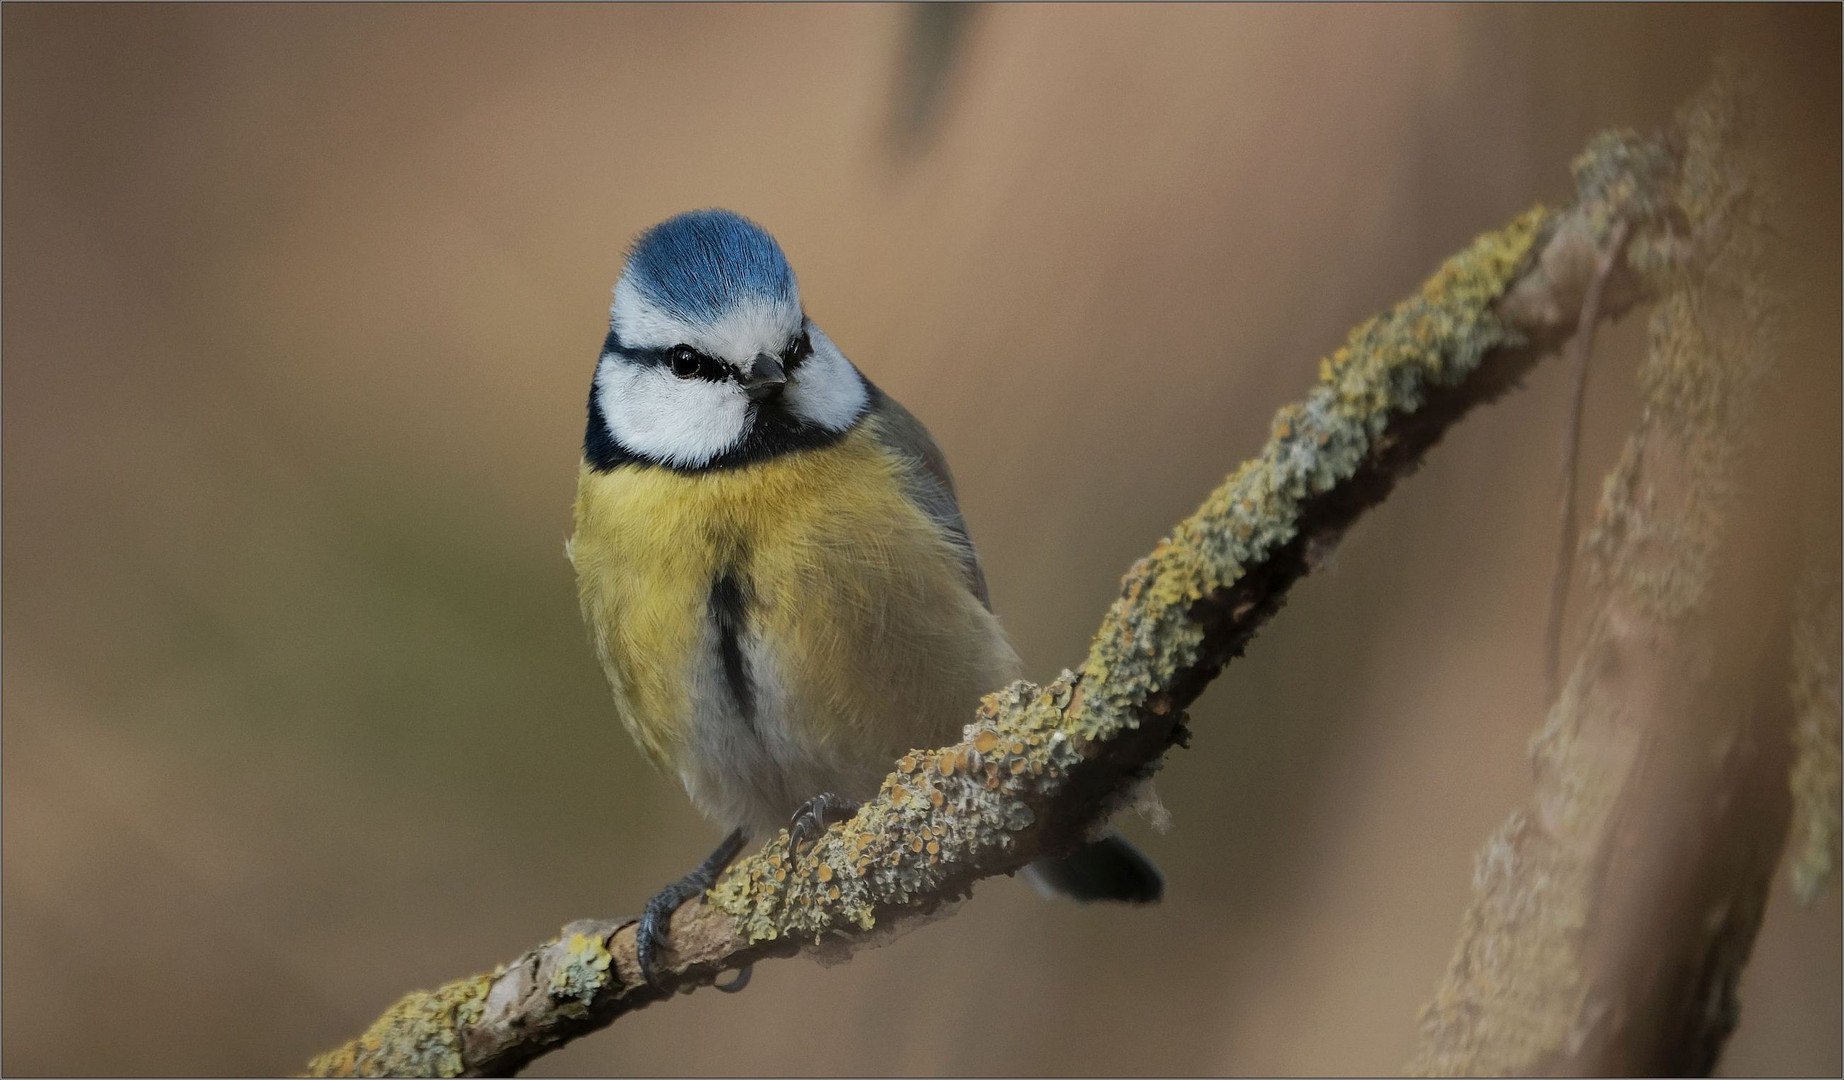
[{"left": 1544, "top": 217, "right": 1632, "bottom": 699}]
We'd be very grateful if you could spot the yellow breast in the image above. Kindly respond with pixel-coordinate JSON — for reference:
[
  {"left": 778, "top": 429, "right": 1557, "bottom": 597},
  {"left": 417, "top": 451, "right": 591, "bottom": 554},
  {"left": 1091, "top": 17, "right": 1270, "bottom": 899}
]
[{"left": 570, "top": 418, "right": 1018, "bottom": 787}]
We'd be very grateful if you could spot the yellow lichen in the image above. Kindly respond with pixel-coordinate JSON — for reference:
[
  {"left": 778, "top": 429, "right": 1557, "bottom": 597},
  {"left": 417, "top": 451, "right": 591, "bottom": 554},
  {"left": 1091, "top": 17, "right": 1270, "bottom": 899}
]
[
  {"left": 305, "top": 972, "right": 493, "bottom": 1078},
  {"left": 547, "top": 931, "right": 614, "bottom": 1017}
]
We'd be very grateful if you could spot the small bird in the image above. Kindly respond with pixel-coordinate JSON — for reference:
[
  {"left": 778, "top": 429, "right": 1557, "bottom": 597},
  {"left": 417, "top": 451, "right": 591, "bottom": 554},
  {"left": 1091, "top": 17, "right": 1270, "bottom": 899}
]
[{"left": 570, "top": 209, "right": 1161, "bottom": 985}]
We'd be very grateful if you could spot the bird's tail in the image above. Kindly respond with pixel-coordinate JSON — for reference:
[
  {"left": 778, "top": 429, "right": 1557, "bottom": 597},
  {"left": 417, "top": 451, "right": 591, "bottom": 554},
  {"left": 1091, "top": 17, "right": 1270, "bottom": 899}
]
[{"left": 1021, "top": 833, "right": 1163, "bottom": 904}]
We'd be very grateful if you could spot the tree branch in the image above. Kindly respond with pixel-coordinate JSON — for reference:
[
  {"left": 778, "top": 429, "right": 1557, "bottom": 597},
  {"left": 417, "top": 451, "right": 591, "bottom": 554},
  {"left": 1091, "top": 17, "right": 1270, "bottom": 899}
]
[
  {"left": 1409, "top": 62, "right": 1806, "bottom": 1076},
  {"left": 306, "top": 113, "right": 1679, "bottom": 1079}
]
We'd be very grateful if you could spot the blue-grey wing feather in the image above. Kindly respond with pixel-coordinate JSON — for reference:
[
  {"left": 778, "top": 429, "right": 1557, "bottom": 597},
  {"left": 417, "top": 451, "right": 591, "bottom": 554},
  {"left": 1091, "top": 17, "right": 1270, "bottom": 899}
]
[{"left": 866, "top": 391, "right": 992, "bottom": 610}]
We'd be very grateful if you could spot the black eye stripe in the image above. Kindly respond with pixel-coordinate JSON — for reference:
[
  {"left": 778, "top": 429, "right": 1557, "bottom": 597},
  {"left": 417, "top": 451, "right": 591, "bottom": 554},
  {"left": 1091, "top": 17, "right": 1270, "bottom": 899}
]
[
  {"left": 603, "top": 330, "right": 717, "bottom": 377},
  {"left": 604, "top": 326, "right": 804, "bottom": 383}
]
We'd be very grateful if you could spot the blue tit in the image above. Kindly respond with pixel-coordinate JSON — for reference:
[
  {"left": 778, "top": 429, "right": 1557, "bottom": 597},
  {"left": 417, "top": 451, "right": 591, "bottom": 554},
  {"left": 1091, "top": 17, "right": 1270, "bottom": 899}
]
[{"left": 570, "top": 209, "right": 1161, "bottom": 985}]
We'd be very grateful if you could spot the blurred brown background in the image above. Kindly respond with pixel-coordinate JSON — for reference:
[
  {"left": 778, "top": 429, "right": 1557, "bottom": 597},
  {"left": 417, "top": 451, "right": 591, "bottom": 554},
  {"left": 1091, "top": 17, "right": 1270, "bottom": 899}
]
[{"left": 3, "top": 4, "right": 1838, "bottom": 1076}]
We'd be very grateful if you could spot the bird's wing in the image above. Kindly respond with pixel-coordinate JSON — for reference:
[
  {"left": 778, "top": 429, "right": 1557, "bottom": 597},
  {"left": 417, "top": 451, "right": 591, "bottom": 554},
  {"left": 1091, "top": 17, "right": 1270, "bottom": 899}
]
[{"left": 866, "top": 390, "right": 993, "bottom": 610}]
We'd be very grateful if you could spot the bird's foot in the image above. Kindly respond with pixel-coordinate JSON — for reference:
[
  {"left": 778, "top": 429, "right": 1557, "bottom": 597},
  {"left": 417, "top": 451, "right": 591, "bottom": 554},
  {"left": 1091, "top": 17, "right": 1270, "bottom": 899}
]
[
  {"left": 635, "top": 828, "right": 749, "bottom": 987},
  {"left": 787, "top": 791, "right": 860, "bottom": 851}
]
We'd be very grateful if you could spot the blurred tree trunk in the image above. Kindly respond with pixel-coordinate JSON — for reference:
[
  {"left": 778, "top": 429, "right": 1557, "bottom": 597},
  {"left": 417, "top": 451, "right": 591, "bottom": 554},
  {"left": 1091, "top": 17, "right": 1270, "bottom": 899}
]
[{"left": 1409, "top": 61, "right": 1841, "bottom": 1077}]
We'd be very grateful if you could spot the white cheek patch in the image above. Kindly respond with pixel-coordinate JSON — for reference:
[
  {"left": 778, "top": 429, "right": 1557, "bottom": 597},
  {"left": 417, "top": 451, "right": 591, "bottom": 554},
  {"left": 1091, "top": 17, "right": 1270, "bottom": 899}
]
[
  {"left": 784, "top": 327, "right": 869, "bottom": 433},
  {"left": 596, "top": 356, "right": 749, "bottom": 469}
]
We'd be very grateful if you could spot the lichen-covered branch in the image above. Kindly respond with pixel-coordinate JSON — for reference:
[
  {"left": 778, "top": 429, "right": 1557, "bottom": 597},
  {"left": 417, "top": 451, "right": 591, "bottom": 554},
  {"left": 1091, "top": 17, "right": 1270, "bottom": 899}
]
[
  {"left": 307, "top": 112, "right": 1680, "bottom": 1079},
  {"left": 1409, "top": 62, "right": 1813, "bottom": 1077}
]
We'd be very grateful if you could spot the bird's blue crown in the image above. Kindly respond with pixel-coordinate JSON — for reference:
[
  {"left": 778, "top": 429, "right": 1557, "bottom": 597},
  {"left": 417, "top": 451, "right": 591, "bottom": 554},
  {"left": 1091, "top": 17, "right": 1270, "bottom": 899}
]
[{"left": 623, "top": 209, "right": 797, "bottom": 325}]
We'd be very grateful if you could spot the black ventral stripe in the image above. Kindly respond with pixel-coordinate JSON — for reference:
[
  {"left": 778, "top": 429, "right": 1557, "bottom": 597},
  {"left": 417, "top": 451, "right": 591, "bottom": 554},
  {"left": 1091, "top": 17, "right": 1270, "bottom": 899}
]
[{"left": 708, "top": 571, "right": 755, "bottom": 730}]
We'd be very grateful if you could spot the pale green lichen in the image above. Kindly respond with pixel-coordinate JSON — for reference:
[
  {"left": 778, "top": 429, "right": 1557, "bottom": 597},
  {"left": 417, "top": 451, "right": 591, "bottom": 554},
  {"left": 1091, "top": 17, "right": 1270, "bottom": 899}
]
[
  {"left": 548, "top": 930, "right": 615, "bottom": 1018},
  {"left": 305, "top": 924, "right": 621, "bottom": 1076},
  {"left": 305, "top": 972, "right": 493, "bottom": 1078},
  {"left": 1080, "top": 207, "right": 1546, "bottom": 735},
  {"left": 712, "top": 671, "right": 1088, "bottom": 944},
  {"left": 1573, "top": 127, "right": 1677, "bottom": 246},
  {"left": 710, "top": 207, "right": 1548, "bottom": 951}
]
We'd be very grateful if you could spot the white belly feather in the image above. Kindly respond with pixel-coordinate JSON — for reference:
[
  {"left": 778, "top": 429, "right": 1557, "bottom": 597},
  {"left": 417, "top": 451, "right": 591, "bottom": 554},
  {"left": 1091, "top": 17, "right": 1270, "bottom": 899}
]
[{"left": 678, "top": 617, "right": 863, "bottom": 838}]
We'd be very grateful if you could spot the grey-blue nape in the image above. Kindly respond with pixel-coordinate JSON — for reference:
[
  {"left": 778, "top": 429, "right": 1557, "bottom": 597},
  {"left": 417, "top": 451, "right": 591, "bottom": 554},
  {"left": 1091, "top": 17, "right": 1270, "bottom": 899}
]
[{"left": 625, "top": 209, "right": 797, "bottom": 325}]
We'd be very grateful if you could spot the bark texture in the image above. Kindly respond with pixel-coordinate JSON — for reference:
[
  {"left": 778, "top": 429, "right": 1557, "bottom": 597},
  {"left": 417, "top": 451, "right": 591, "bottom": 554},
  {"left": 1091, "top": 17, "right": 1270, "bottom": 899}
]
[{"left": 1409, "top": 62, "right": 1824, "bottom": 1077}]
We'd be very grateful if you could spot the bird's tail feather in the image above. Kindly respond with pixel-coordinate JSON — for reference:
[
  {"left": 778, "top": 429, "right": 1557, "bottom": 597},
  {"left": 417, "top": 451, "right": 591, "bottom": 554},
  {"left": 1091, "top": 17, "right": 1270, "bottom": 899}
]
[{"left": 1021, "top": 833, "right": 1163, "bottom": 904}]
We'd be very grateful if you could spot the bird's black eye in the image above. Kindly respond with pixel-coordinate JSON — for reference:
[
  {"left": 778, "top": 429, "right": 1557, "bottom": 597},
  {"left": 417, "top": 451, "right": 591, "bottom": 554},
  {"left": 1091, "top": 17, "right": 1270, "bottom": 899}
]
[
  {"left": 669, "top": 345, "right": 704, "bottom": 379},
  {"left": 782, "top": 329, "right": 812, "bottom": 369}
]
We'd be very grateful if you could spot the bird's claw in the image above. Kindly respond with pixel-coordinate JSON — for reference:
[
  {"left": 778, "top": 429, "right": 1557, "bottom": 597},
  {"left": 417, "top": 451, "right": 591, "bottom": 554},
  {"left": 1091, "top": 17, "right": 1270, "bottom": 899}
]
[
  {"left": 787, "top": 791, "right": 859, "bottom": 850},
  {"left": 635, "top": 884, "right": 693, "bottom": 988},
  {"left": 633, "top": 827, "right": 750, "bottom": 988}
]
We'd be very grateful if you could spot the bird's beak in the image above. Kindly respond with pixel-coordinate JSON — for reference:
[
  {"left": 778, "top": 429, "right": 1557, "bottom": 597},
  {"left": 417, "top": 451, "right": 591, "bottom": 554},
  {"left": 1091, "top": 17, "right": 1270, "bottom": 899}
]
[{"left": 740, "top": 353, "right": 788, "bottom": 403}]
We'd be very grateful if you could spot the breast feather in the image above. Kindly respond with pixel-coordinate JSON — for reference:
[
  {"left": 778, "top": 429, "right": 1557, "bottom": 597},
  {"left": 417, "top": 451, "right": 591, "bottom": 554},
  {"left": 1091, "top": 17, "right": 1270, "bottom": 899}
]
[{"left": 573, "top": 427, "right": 1020, "bottom": 798}]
